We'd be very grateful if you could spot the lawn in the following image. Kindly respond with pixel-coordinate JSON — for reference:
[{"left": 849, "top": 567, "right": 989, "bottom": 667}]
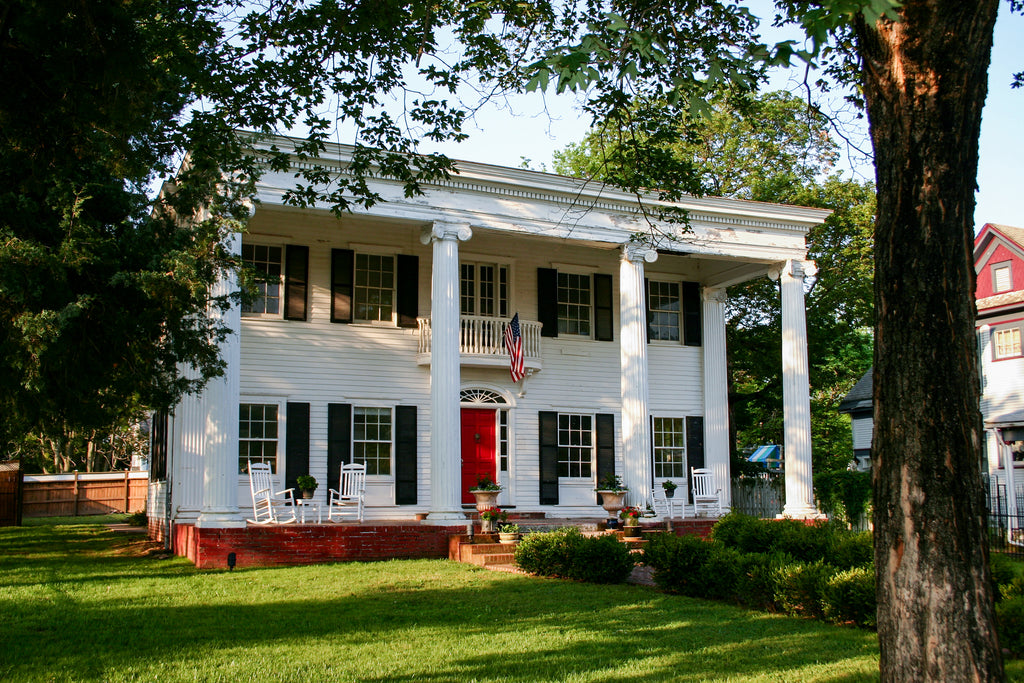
[{"left": 0, "top": 520, "right": 1015, "bottom": 682}]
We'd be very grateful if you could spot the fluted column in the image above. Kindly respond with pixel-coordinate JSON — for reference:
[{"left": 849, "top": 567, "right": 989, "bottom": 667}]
[
  {"left": 702, "top": 287, "right": 731, "bottom": 507},
  {"left": 771, "top": 259, "right": 820, "bottom": 518},
  {"left": 620, "top": 244, "right": 657, "bottom": 507},
  {"left": 422, "top": 222, "right": 472, "bottom": 522},
  {"left": 196, "top": 230, "right": 245, "bottom": 528}
]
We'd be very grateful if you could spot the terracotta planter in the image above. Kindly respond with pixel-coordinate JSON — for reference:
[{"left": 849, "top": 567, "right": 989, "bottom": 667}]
[
  {"left": 596, "top": 490, "right": 627, "bottom": 516},
  {"left": 302, "top": 490, "right": 314, "bottom": 500},
  {"left": 470, "top": 489, "right": 500, "bottom": 512},
  {"left": 623, "top": 525, "right": 641, "bottom": 538},
  {"left": 498, "top": 532, "right": 520, "bottom": 545}
]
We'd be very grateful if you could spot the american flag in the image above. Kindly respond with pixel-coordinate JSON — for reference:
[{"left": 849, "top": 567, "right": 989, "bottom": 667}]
[{"left": 504, "top": 313, "right": 525, "bottom": 383}]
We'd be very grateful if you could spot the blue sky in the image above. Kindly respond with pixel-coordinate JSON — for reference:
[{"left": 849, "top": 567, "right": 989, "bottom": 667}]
[{"left": 415, "top": 4, "right": 1023, "bottom": 233}]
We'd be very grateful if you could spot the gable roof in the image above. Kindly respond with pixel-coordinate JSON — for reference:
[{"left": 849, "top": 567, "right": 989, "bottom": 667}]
[
  {"left": 838, "top": 368, "right": 873, "bottom": 414},
  {"left": 974, "top": 223, "right": 1024, "bottom": 264}
]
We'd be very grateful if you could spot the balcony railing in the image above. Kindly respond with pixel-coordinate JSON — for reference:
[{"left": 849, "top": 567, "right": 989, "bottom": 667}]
[{"left": 416, "top": 315, "right": 543, "bottom": 370}]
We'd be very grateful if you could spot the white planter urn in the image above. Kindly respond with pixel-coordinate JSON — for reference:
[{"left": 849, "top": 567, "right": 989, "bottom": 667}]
[
  {"left": 596, "top": 490, "right": 627, "bottom": 516},
  {"left": 470, "top": 489, "right": 500, "bottom": 513}
]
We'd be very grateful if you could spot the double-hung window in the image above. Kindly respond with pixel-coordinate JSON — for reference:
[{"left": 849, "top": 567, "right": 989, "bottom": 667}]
[
  {"left": 239, "top": 403, "right": 279, "bottom": 473},
  {"left": 353, "top": 407, "right": 392, "bottom": 475},
  {"left": 648, "top": 280, "right": 681, "bottom": 342},
  {"left": 652, "top": 417, "right": 686, "bottom": 478},
  {"left": 557, "top": 413, "right": 593, "bottom": 478},
  {"left": 241, "top": 244, "right": 282, "bottom": 315},
  {"left": 354, "top": 254, "right": 395, "bottom": 323},
  {"left": 558, "top": 273, "right": 592, "bottom": 336},
  {"left": 994, "top": 325, "right": 1023, "bottom": 360},
  {"left": 461, "top": 262, "right": 509, "bottom": 317}
]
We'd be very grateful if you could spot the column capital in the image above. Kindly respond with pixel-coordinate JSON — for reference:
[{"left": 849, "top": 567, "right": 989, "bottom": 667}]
[
  {"left": 421, "top": 221, "right": 472, "bottom": 244},
  {"left": 622, "top": 243, "right": 659, "bottom": 264},
  {"left": 768, "top": 259, "right": 818, "bottom": 282},
  {"left": 703, "top": 287, "right": 728, "bottom": 304}
]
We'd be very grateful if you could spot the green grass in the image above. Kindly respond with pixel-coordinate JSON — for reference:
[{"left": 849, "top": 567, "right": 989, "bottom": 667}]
[{"left": 0, "top": 524, "right": 1017, "bottom": 682}]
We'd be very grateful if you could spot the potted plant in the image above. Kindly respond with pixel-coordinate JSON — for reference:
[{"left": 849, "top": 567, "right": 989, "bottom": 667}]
[
  {"left": 469, "top": 474, "right": 502, "bottom": 512},
  {"left": 479, "top": 506, "right": 507, "bottom": 534},
  {"left": 296, "top": 475, "right": 318, "bottom": 499},
  {"left": 620, "top": 506, "right": 642, "bottom": 538},
  {"left": 661, "top": 480, "right": 678, "bottom": 499},
  {"left": 498, "top": 523, "right": 520, "bottom": 545},
  {"left": 595, "top": 473, "right": 628, "bottom": 516}
]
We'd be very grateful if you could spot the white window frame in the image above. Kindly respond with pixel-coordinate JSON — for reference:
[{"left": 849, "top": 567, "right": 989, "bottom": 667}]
[
  {"left": 460, "top": 261, "right": 510, "bottom": 318},
  {"left": 238, "top": 400, "right": 285, "bottom": 475},
  {"left": 354, "top": 252, "right": 396, "bottom": 325},
  {"left": 557, "top": 271, "right": 593, "bottom": 337},
  {"left": 353, "top": 405, "right": 394, "bottom": 478},
  {"left": 241, "top": 242, "right": 284, "bottom": 318},
  {"left": 652, "top": 416, "right": 687, "bottom": 478},
  {"left": 647, "top": 279, "right": 682, "bottom": 343},
  {"left": 993, "top": 324, "right": 1023, "bottom": 360},
  {"left": 557, "top": 413, "right": 594, "bottom": 479},
  {"left": 992, "top": 261, "right": 1013, "bottom": 294}
]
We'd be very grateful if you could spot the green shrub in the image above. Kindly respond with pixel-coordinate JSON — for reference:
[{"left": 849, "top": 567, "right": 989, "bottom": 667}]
[
  {"left": 822, "top": 566, "right": 876, "bottom": 628},
  {"left": 513, "top": 528, "right": 634, "bottom": 584},
  {"left": 991, "top": 552, "right": 1017, "bottom": 601},
  {"left": 698, "top": 543, "right": 744, "bottom": 601},
  {"left": 772, "top": 560, "right": 833, "bottom": 620},
  {"left": 710, "top": 513, "right": 774, "bottom": 554},
  {"left": 814, "top": 469, "right": 872, "bottom": 526},
  {"left": 643, "top": 533, "right": 715, "bottom": 597},
  {"left": 735, "top": 551, "right": 792, "bottom": 611},
  {"left": 712, "top": 514, "right": 871, "bottom": 569},
  {"left": 829, "top": 531, "right": 874, "bottom": 570},
  {"left": 998, "top": 595, "right": 1024, "bottom": 657}
]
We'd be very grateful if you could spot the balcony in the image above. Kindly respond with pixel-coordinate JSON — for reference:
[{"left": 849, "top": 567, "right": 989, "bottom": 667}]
[{"left": 416, "top": 315, "right": 543, "bottom": 371}]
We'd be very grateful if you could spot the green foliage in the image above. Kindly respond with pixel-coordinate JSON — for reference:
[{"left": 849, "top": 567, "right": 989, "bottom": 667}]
[
  {"left": 821, "top": 566, "right": 877, "bottom": 628},
  {"left": 514, "top": 528, "right": 634, "bottom": 584},
  {"left": 998, "top": 596, "right": 1024, "bottom": 657},
  {"left": 772, "top": 559, "right": 833, "bottom": 620},
  {"left": 596, "top": 473, "right": 627, "bottom": 491},
  {"left": 643, "top": 533, "right": 716, "bottom": 597},
  {"left": 296, "top": 475, "right": 318, "bottom": 492},
  {"left": 709, "top": 513, "right": 871, "bottom": 570},
  {"left": 814, "top": 469, "right": 872, "bottom": 526}
]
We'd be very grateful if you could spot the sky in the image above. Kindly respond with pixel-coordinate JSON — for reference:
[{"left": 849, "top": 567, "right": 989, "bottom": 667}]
[{"left": 411, "top": 4, "right": 1023, "bottom": 233}]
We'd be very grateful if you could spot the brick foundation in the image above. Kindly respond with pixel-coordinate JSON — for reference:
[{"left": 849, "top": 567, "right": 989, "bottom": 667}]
[{"left": 171, "top": 523, "right": 465, "bottom": 569}]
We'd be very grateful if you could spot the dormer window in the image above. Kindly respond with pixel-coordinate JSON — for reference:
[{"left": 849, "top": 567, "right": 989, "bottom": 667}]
[{"left": 993, "top": 262, "right": 1013, "bottom": 294}]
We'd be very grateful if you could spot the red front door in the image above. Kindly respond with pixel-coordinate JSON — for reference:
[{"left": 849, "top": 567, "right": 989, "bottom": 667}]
[{"left": 461, "top": 409, "right": 497, "bottom": 504}]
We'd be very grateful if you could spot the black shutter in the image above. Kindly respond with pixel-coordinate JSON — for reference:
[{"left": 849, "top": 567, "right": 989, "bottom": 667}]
[
  {"left": 686, "top": 416, "right": 705, "bottom": 503},
  {"left": 327, "top": 403, "right": 352, "bottom": 489},
  {"left": 682, "top": 281, "right": 702, "bottom": 346},
  {"left": 539, "top": 411, "right": 559, "bottom": 505},
  {"left": 644, "top": 278, "right": 651, "bottom": 344},
  {"left": 396, "top": 254, "right": 419, "bottom": 328},
  {"left": 150, "top": 410, "right": 168, "bottom": 481},
  {"left": 537, "top": 268, "right": 558, "bottom": 338},
  {"left": 594, "top": 273, "right": 614, "bottom": 341},
  {"left": 595, "top": 413, "right": 615, "bottom": 505},
  {"left": 331, "top": 249, "right": 354, "bottom": 323},
  {"left": 394, "top": 406, "right": 417, "bottom": 505},
  {"left": 284, "top": 245, "right": 309, "bottom": 321},
  {"left": 285, "top": 402, "right": 310, "bottom": 492}
]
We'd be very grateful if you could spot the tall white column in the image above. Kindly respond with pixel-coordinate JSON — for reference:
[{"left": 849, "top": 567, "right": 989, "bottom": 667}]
[
  {"left": 771, "top": 259, "right": 820, "bottom": 518},
  {"left": 620, "top": 244, "right": 657, "bottom": 506},
  {"left": 422, "top": 222, "right": 472, "bottom": 522},
  {"left": 196, "top": 230, "right": 245, "bottom": 528},
  {"left": 702, "top": 287, "right": 731, "bottom": 507}
]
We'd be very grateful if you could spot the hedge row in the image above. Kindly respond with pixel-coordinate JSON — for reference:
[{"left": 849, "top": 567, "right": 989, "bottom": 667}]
[
  {"left": 513, "top": 527, "right": 635, "bottom": 584},
  {"left": 710, "top": 512, "right": 873, "bottom": 569},
  {"left": 643, "top": 532, "right": 877, "bottom": 627}
]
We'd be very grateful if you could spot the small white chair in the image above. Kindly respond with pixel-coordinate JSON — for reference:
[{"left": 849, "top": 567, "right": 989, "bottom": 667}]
[
  {"left": 652, "top": 489, "right": 685, "bottom": 519},
  {"left": 328, "top": 463, "right": 366, "bottom": 522},
  {"left": 691, "top": 467, "right": 723, "bottom": 518},
  {"left": 248, "top": 461, "right": 297, "bottom": 524}
]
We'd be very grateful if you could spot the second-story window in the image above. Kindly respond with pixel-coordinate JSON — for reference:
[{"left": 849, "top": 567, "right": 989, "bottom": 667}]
[
  {"left": 461, "top": 263, "right": 509, "bottom": 317},
  {"left": 355, "top": 254, "right": 395, "bottom": 323},
  {"left": 648, "top": 280, "right": 681, "bottom": 341},
  {"left": 558, "top": 272, "right": 592, "bottom": 336},
  {"left": 241, "top": 244, "right": 282, "bottom": 315}
]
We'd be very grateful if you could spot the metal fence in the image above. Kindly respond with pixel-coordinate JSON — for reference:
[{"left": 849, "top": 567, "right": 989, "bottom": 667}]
[{"left": 985, "top": 473, "right": 1024, "bottom": 556}]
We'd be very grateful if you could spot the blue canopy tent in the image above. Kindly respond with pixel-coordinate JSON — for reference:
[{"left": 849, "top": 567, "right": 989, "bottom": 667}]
[{"left": 748, "top": 445, "right": 782, "bottom": 470}]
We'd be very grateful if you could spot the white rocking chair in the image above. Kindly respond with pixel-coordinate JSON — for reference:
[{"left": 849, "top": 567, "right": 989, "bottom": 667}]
[
  {"left": 248, "top": 461, "right": 297, "bottom": 524},
  {"left": 690, "top": 467, "right": 723, "bottom": 518},
  {"left": 328, "top": 463, "right": 366, "bottom": 522}
]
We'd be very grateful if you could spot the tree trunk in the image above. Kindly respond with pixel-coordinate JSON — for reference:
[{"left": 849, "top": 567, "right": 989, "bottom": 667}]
[{"left": 855, "top": 1, "right": 1003, "bottom": 680}]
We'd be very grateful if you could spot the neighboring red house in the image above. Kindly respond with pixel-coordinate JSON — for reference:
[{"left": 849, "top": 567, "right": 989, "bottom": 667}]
[{"left": 976, "top": 224, "right": 1024, "bottom": 481}]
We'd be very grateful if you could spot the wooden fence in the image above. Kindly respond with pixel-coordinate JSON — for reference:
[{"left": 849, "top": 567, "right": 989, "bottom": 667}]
[
  {"left": 0, "top": 461, "right": 23, "bottom": 526},
  {"left": 730, "top": 473, "right": 784, "bottom": 518},
  {"left": 22, "top": 471, "right": 148, "bottom": 518}
]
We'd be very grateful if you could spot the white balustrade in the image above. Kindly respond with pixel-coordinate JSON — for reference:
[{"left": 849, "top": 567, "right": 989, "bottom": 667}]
[{"left": 417, "top": 315, "right": 542, "bottom": 368}]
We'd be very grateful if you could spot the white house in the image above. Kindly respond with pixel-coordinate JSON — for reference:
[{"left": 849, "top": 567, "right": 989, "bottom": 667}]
[{"left": 148, "top": 135, "right": 829, "bottom": 542}]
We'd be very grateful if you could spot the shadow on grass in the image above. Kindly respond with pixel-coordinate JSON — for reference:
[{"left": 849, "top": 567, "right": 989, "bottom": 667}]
[{"left": 0, "top": 526, "right": 880, "bottom": 682}]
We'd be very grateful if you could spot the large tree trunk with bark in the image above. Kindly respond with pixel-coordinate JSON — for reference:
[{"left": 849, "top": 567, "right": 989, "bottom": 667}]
[{"left": 855, "top": 1, "right": 1003, "bottom": 679}]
